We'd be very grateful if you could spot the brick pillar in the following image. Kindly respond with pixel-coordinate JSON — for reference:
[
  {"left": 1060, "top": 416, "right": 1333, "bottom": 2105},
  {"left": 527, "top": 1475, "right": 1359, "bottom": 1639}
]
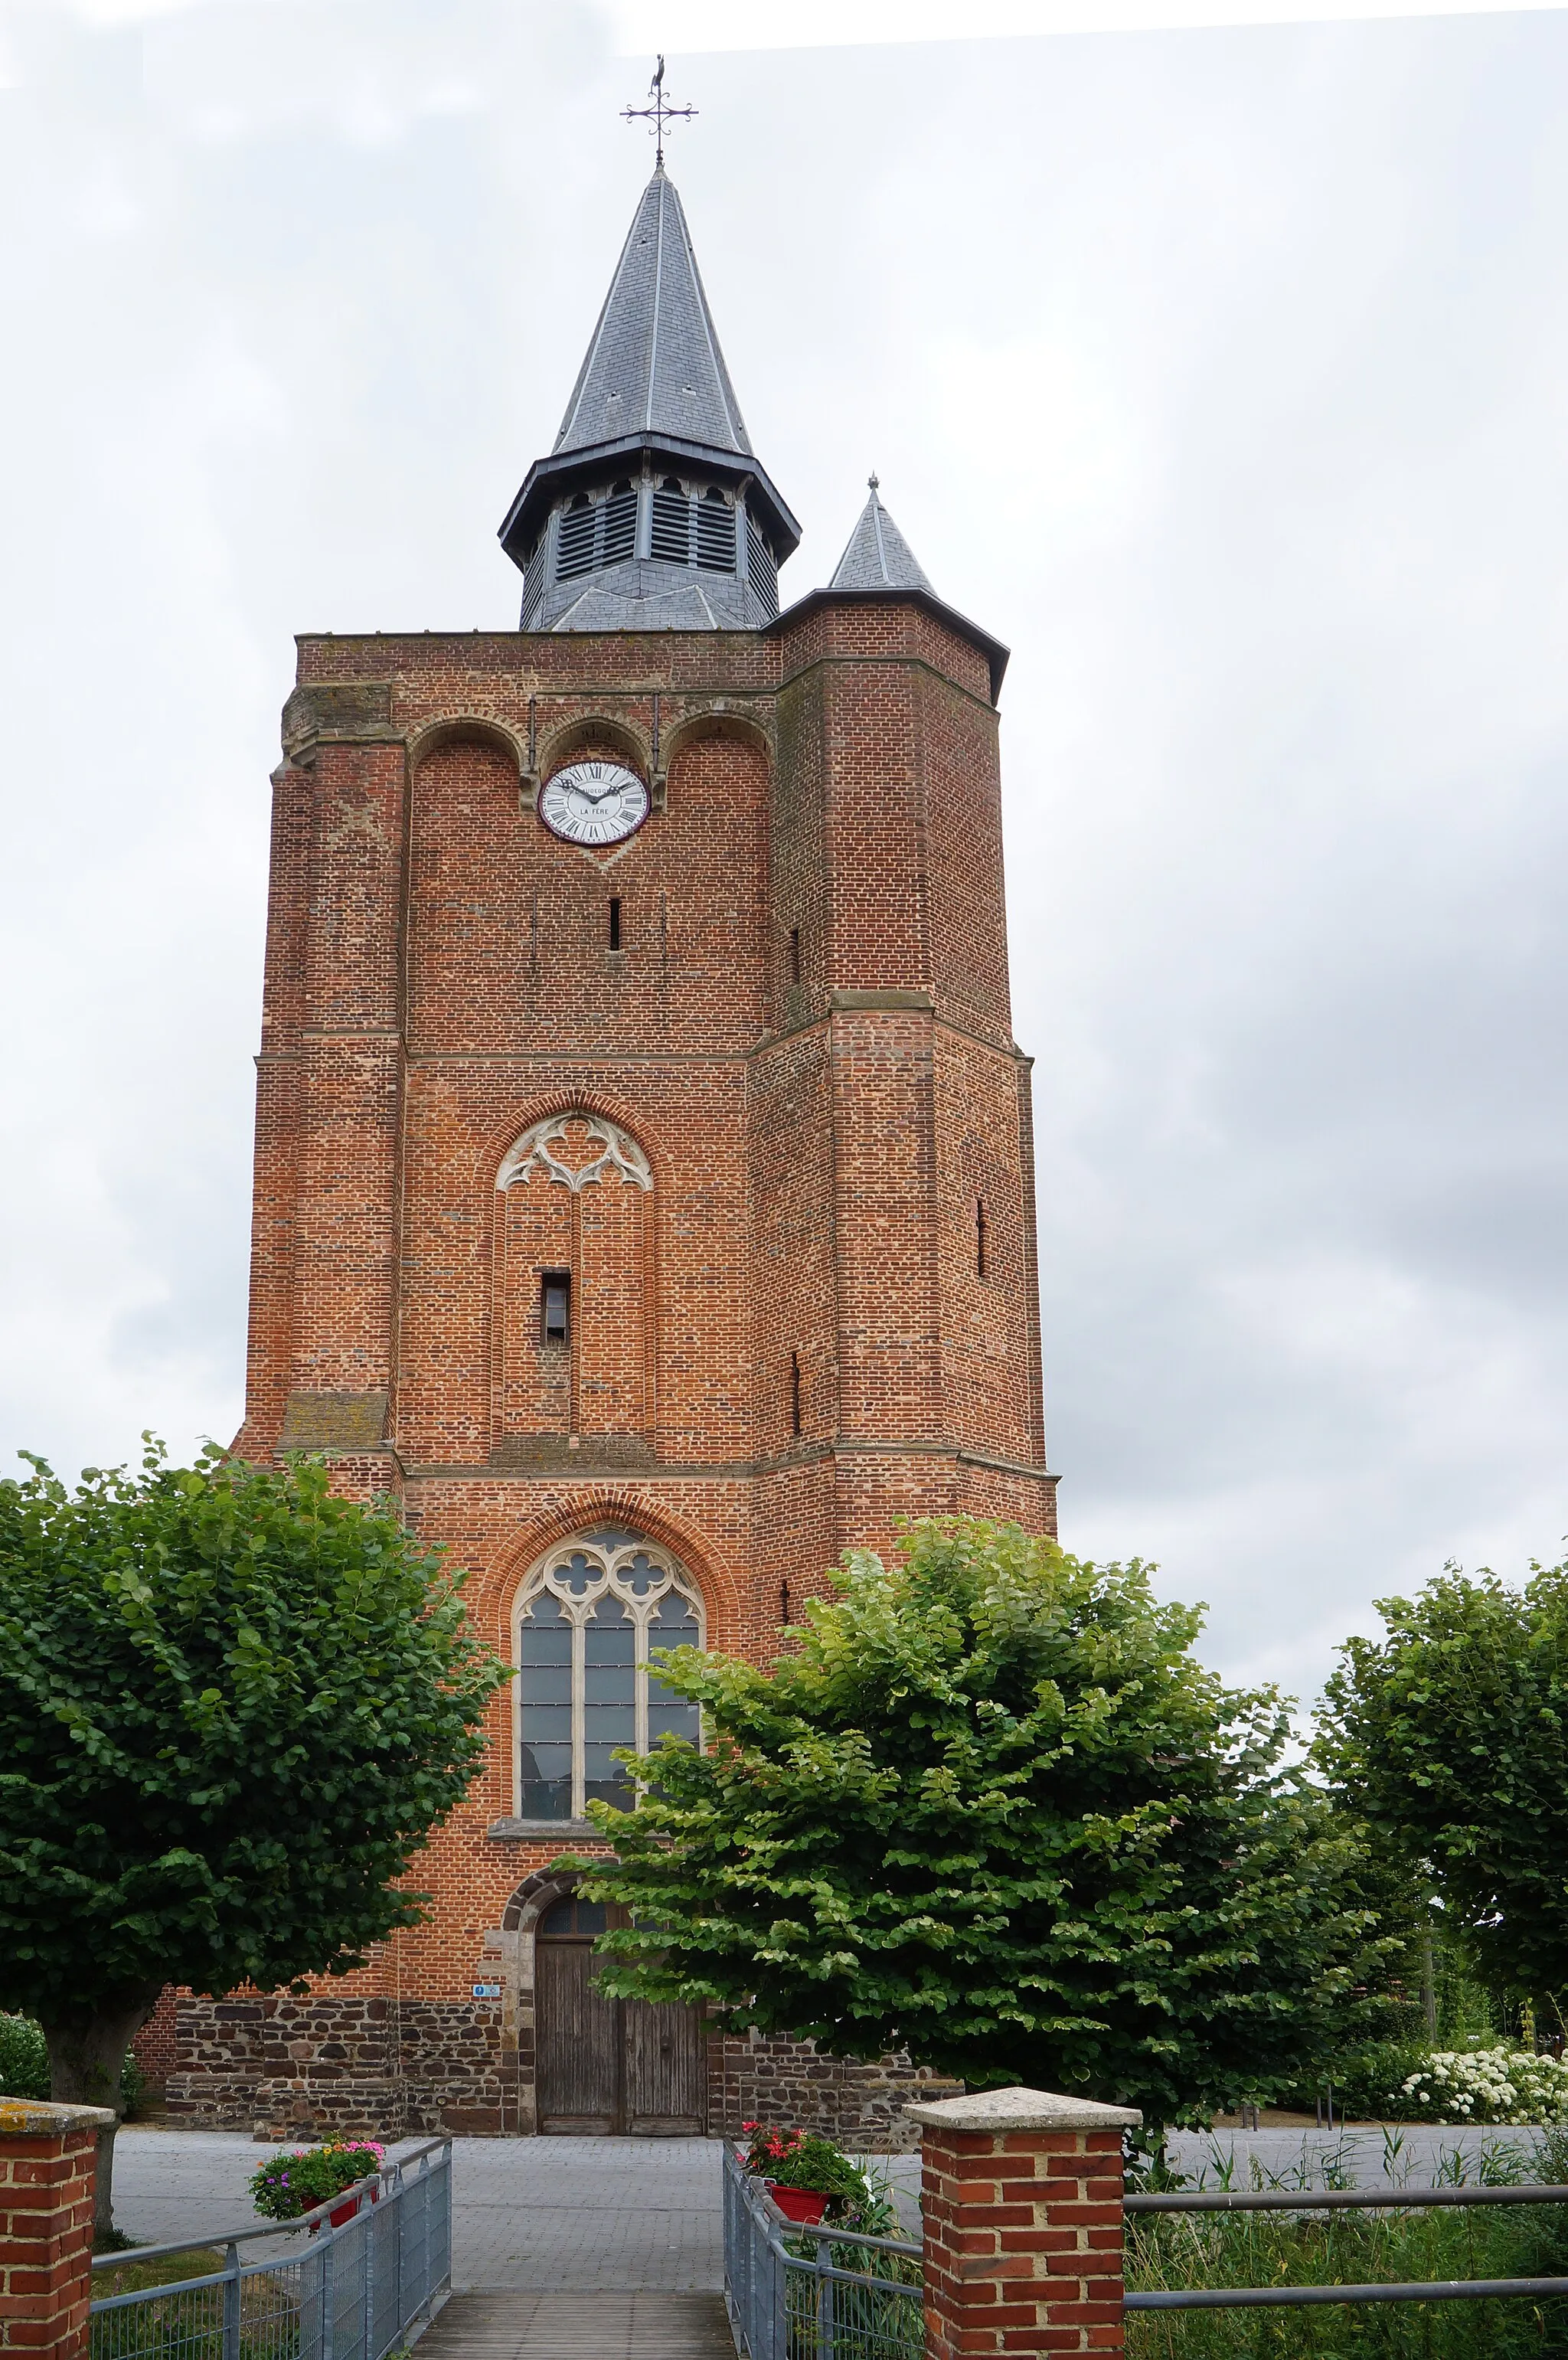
[
  {"left": 906, "top": 2086, "right": 1142, "bottom": 2359},
  {"left": 0, "top": 2099, "right": 116, "bottom": 2358}
]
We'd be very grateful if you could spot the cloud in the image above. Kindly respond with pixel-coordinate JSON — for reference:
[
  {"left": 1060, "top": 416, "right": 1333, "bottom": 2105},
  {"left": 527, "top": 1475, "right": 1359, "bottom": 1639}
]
[{"left": 2, "top": 3, "right": 1566, "bottom": 1708}]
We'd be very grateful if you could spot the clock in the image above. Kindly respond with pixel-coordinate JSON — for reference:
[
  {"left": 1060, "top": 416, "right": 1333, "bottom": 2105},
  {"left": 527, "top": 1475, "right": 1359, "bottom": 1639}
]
[{"left": 539, "top": 759, "right": 650, "bottom": 847}]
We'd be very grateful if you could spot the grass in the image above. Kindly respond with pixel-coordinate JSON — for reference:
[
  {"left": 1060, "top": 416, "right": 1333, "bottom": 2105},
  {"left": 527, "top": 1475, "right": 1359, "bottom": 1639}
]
[
  {"left": 92, "top": 2247, "right": 226, "bottom": 2297},
  {"left": 1125, "top": 2205, "right": 1568, "bottom": 2356},
  {"left": 1125, "top": 2133, "right": 1568, "bottom": 2357},
  {"left": 89, "top": 2250, "right": 302, "bottom": 2360}
]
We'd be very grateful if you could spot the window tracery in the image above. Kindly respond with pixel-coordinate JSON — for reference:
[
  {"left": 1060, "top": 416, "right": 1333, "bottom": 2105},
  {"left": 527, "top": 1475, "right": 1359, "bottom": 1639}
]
[
  {"left": 514, "top": 1528, "right": 703, "bottom": 1822},
  {"left": 497, "top": 1111, "right": 653, "bottom": 1195}
]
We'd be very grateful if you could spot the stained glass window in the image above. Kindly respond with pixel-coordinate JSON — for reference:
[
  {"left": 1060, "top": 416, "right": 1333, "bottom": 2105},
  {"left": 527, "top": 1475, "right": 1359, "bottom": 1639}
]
[{"left": 514, "top": 1534, "right": 704, "bottom": 1822}]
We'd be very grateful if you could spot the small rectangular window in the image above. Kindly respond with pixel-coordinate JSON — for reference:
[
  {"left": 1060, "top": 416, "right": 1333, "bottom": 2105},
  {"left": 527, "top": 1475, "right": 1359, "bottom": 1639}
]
[
  {"left": 975, "top": 1200, "right": 989, "bottom": 1280},
  {"left": 609, "top": 897, "right": 622, "bottom": 952},
  {"left": 789, "top": 1350, "right": 802, "bottom": 1437},
  {"left": 789, "top": 926, "right": 802, "bottom": 986},
  {"left": 541, "top": 1270, "right": 570, "bottom": 1346}
]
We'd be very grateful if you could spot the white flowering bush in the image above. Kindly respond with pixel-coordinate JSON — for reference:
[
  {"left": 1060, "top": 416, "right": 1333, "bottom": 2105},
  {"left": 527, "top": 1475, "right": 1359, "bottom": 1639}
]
[{"left": 1398, "top": 2045, "right": 1568, "bottom": 2125}]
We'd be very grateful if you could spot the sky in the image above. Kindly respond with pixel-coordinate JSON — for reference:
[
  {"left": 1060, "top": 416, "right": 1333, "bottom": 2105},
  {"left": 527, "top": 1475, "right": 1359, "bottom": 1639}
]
[{"left": 2, "top": 0, "right": 1566, "bottom": 1712}]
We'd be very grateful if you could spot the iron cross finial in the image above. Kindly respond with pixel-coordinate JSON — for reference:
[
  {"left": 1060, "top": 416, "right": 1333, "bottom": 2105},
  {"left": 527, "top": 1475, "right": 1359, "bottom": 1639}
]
[{"left": 622, "top": 56, "right": 697, "bottom": 169}]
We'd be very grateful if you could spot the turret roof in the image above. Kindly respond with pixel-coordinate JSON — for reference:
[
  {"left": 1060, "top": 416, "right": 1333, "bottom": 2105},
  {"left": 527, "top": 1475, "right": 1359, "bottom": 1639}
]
[{"left": 828, "top": 479, "right": 933, "bottom": 593}]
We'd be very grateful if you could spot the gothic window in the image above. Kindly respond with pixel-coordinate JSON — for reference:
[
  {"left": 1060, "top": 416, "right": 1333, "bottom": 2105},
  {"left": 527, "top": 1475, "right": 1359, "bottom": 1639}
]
[{"left": 515, "top": 1530, "right": 704, "bottom": 1822}]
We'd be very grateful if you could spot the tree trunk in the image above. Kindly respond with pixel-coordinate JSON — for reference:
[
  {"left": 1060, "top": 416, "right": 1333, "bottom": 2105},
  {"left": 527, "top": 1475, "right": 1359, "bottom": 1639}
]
[
  {"left": 1420, "top": 1924, "right": 1437, "bottom": 2039},
  {"left": 41, "top": 1984, "right": 165, "bottom": 2241}
]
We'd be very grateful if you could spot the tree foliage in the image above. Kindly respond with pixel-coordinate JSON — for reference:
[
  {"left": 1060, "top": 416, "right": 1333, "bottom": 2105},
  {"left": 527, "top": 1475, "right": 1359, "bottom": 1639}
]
[
  {"left": 1315, "top": 1559, "right": 1568, "bottom": 2008},
  {"left": 575, "top": 1518, "right": 1390, "bottom": 2128},
  {"left": 0, "top": 1440, "right": 508, "bottom": 2220}
]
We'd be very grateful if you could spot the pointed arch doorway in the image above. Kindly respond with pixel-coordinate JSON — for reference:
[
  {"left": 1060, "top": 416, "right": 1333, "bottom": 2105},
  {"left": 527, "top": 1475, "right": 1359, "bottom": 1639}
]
[{"left": 534, "top": 1890, "right": 705, "bottom": 2135}]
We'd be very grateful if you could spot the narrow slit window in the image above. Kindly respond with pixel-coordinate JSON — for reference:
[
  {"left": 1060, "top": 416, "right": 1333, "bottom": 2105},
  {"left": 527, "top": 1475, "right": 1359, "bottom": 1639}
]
[
  {"left": 541, "top": 1270, "right": 571, "bottom": 1346},
  {"left": 609, "top": 897, "right": 622, "bottom": 952},
  {"left": 789, "top": 927, "right": 802, "bottom": 986},
  {"left": 789, "top": 1350, "right": 802, "bottom": 1437},
  {"left": 975, "top": 1200, "right": 989, "bottom": 1280}
]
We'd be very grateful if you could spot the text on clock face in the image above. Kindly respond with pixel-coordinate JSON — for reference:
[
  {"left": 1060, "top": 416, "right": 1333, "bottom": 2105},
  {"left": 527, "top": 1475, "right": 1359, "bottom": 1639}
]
[{"left": 539, "top": 760, "right": 651, "bottom": 846}]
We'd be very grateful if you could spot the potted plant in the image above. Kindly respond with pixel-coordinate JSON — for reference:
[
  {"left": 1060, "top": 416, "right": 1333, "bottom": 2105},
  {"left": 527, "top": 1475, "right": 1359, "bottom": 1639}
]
[
  {"left": 250, "top": 2139, "right": 386, "bottom": 2227},
  {"left": 738, "top": 2124, "right": 871, "bottom": 2226}
]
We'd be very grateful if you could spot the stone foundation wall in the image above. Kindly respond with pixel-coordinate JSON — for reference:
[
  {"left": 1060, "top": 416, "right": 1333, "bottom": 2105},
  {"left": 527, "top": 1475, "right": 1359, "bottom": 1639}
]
[
  {"left": 168, "top": 1995, "right": 956, "bottom": 2148},
  {"left": 166, "top": 1996, "right": 506, "bottom": 2139},
  {"left": 708, "top": 2031, "right": 962, "bottom": 2152}
]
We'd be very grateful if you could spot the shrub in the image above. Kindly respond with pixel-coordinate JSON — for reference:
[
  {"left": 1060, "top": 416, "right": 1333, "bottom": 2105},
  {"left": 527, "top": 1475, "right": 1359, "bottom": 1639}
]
[
  {"left": 250, "top": 2140, "right": 384, "bottom": 2221},
  {"left": 0, "top": 2012, "right": 49, "bottom": 2100},
  {"left": 1396, "top": 2046, "right": 1568, "bottom": 2126}
]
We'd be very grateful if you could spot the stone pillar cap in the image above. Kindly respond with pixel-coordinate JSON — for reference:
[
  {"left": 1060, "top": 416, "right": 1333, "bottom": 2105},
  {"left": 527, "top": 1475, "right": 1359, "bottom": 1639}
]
[
  {"left": 904, "top": 2085, "right": 1142, "bottom": 2133},
  {"left": 0, "top": 2097, "right": 117, "bottom": 2135}
]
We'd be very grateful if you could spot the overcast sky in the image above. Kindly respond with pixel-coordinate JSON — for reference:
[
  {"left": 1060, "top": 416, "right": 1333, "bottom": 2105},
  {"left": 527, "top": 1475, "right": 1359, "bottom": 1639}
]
[{"left": 3, "top": 0, "right": 1566, "bottom": 1711}]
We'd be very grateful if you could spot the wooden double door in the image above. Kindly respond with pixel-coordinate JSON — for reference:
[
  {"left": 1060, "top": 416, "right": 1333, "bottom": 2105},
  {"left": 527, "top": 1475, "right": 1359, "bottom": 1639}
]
[{"left": 535, "top": 1896, "right": 705, "bottom": 2136}]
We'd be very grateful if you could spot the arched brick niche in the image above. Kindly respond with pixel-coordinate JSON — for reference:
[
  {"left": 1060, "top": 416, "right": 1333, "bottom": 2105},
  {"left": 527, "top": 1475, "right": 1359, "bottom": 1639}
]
[{"left": 488, "top": 1108, "right": 657, "bottom": 1465}]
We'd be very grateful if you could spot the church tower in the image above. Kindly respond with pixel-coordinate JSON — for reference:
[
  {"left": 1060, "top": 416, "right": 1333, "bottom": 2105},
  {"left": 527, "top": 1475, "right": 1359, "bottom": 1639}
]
[{"left": 193, "top": 154, "right": 1055, "bottom": 2141}]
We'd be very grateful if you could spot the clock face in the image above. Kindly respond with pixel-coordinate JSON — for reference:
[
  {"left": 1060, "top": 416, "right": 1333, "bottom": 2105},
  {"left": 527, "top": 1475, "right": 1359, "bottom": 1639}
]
[{"left": 539, "top": 760, "right": 650, "bottom": 848}]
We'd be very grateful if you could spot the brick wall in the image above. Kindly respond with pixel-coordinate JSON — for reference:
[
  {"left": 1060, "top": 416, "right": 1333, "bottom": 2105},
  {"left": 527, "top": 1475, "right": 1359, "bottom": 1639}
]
[{"left": 201, "top": 593, "right": 1058, "bottom": 2135}]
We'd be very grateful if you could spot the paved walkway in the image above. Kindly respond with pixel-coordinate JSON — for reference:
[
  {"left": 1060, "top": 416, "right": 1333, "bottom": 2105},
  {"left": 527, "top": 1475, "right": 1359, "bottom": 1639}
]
[{"left": 113, "top": 2130, "right": 726, "bottom": 2291}]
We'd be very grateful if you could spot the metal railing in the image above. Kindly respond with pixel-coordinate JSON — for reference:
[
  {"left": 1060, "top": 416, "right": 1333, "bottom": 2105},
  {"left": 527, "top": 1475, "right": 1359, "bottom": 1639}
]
[
  {"left": 89, "top": 2137, "right": 452, "bottom": 2360},
  {"left": 1124, "top": 2175, "right": 1568, "bottom": 2313},
  {"left": 723, "top": 2145, "right": 923, "bottom": 2360}
]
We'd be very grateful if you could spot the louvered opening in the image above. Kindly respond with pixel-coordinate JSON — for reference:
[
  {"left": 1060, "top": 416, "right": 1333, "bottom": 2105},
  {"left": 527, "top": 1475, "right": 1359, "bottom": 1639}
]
[
  {"left": 556, "top": 495, "right": 597, "bottom": 582},
  {"left": 746, "top": 510, "right": 779, "bottom": 613},
  {"left": 521, "top": 548, "right": 547, "bottom": 629},
  {"left": 695, "top": 488, "right": 735, "bottom": 574},
  {"left": 650, "top": 479, "right": 691, "bottom": 564},
  {"left": 602, "top": 480, "right": 637, "bottom": 566}
]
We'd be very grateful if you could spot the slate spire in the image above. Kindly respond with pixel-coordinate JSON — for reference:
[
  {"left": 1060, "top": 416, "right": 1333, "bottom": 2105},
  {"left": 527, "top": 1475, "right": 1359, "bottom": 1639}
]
[
  {"left": 553, "top": 165, "right": 753, "bottom": 463},
  {"left": 829, "top": 476, "right": 934, "bottom": 593},
  {"left": 498, "top": 165, "right": 797, "bottom": 633}
]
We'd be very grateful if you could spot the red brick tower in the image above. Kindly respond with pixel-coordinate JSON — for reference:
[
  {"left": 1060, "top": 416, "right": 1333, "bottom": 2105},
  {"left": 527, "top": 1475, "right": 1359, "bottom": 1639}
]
[{"left": 176, "top": 160, "right": 1056, "bottom": 2141}]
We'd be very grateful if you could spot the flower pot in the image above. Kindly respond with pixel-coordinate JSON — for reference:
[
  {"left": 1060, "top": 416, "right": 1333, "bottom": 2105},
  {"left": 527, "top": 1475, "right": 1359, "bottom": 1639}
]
[
  {"left": 328, "top": 2195, "right": 361, "bottom": 2227},
  {"left": 767, "top": 2185, "right": 830, "bottom": 2225}
]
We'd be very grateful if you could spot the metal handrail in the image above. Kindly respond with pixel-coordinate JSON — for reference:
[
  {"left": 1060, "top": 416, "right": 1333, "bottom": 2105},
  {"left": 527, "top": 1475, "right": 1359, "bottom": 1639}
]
[
  {"left": 1128, "top": 2179, "right": 1568, "bottom": 2215},
  {"left": 90, "top": 2136, "right": 451, "bottom": 2271},
  {"left": 1126, "top": 2166, "right": 1568, "bottom": 2310},
  {"left": 1129, "top": 2274, "right": 1568, "bottom": 2311}
]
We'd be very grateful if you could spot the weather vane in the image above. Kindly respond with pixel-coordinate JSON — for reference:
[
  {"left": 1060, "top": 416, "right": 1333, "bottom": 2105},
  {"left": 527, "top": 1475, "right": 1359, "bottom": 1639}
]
[{"left": 622, "top": 56, "right": 696, "bottom": 168}]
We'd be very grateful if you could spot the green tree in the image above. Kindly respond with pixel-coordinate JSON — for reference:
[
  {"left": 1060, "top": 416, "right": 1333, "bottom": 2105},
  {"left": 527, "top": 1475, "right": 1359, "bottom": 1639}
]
[
  {"left": 0, "top": 1440, "right": 509, "bottom": 2231},
  {"left": 1315, "top": 1559, "right": 1568, "bottom": 2022},
  {"left": 573, "top": 1518, "right": 1391, "bottom": 2130}
]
